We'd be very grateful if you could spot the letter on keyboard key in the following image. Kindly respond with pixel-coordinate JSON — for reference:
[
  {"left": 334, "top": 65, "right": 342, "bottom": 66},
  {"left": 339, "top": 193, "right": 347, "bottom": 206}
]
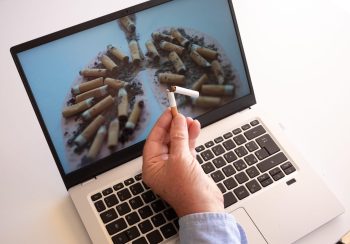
[
  {"left": 200, "top": 149, "right": 214, "bottom": 161},
  {"left": 100, "top": 208, "right": 118, "bottom": 224},
  {"left": 106, "top": 218, "right": 128, "bottom": 235}
]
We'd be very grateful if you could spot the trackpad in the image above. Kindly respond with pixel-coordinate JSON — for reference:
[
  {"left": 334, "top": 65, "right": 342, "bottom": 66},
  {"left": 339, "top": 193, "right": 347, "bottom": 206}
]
[{"left": 232, "top": 208, "right": 267, "bottom": 244}]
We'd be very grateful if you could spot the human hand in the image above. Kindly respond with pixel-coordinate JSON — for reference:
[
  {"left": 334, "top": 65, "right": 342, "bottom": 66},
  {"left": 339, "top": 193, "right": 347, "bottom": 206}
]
[{"left": 142, "top": 109, "right": 224, "bottom": 217}]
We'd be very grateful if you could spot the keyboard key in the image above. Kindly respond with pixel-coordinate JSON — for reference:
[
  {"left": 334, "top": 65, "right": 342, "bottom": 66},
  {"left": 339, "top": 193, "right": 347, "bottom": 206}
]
[
  {"left": 223, "top": 132, "right": 233, "bottom": 139},
  {"left": 211, "top": 170, "right": 225, "bottom": 183},
  {"left": 113, "top": 183, "right": 124, "bottom": 191},
  {"left": 256, "top": 134, "right": 280, "bottom": 155},
  {"left": 242, "top": 124, "right": 251, "bottom": 130},
  {"left": 224, "top": 151, "right": 237, "bottom": 163},
  {"left": 124, "top": 178, "right": 135, "bottom": 186},
  {"left": 124, "top": 226, "right": 141, "bottom": 241},
  {"left": 257, "top": 152, "right": 288, "bottom": 173},
  {"left": 138, "top": 219, "right": 153, "bottom": 234},
  {"left": 104, "top": 194, "right": 119, "bottom": 208},
  {"left": 234, "top": 186, "right": 250, "bottom": 200},
  {"left": 102, "top": 187, "right": 113, "bottom": 196},
  {"left": 151, "top": 200, "right": 166, "bottom": 213},
  {"left": 138, "top": 206, "right": 153, "bottom": 219},
  {"left": 244, "top": 154, "right": 258, "bottom": 166},
  {"left": 125, "top": 212, "right": 141, "bottom": 226},
  {"left": 202, "top": 162, "right": 215, "bottom": 174},
  {"left": 281, "top": 162, "right": 296, "bottom": 175},
  {"left": 100, "top": 208, "right": 118, "bottom": 224},
  {"left": 244, "top": 125, "right": 266, "bottom": 140},
  {"left": 246, "top": 166, "right": 260, "bottom": 178},
  {"left": 224, "top": 192, "right": 237, "bottom": 208},
  {"left": 257, "top": 174, "right": 273, "bottom": 187},
  {"left": 212, "top": 156, "right": 226, "bottom": 168},
  {"left": 135, "top": 173, "right": 142, "bottom": 181},
  {"left": 245, "top": 141, "right": 259, "bottom": 152},
  {"left": 196, "top": 155, "right": 203, "bottom": 164},
  {"left": 246, "top": 179, "right": 262, "bottom": 193},
  {"left": 132, "top": 237, "right": 148, "bottom": 244},
  {"left": 94, "top": 200, "right": 106, "bottom": 212},
  {"left": 151, "top": 213, "right": 166, "bottom": 227},
  {"left": 129, "top": 196, "right": 144, "bottom": 210},
  {"left": 233, "top": 134, "right": 247, "bottom": 145},
  {"left": 174, "top": 219, "right": 179, "bottom": 229},
  {"left": 217, "top": 183, "right": 226, "bottom": 193},
  {"left": 214, "top": 136, "right": 224, "bottom": 143},
  {"left": 235, "top": 172, "right": 249, "bottom": 184},
  {"left": 269, "top": 167, "right": 283, "bottom": 176},
  {"left": 255, "top": 148, "right": 269, "bottom": 160},
  {"left": 117, "top": 189, "right": 132, "bottom": 202},
  {"left": 164, "top": 208, "right": 177, "bottom": 221},
  {"left": 250, "top": 120, "right": 260, "bottom": 126},
  {"left": 233, "top": 128, "right": 242, "bottom": 135},
  {"left": 212, "top": 144, "right": 226, "bottom": 156},
  {"left": 91, "top": 193, "right": 102, "bottom": 201},
  {"left": 272, "top": 171, "right": 285, "bottom": 181},
  {"left": 106, "top": 218, "right": 128, "bottom": 235},
  {"left": 233, "top": 159, "right": 247, "bottom": 171},
  {"left": 223, "top": 177, "right": 238, "bottom": 190},
  {"left": 235, "top": 146, "right": 248, "bottom": 158},
  {"left": 205, "top": 141, "right": 215, "bottom": 148},
  {"left": 160, "top": 223, "right": 177, "bottom": 239},
  {"left": 112, "top": 232, "right": 129, "bottom": 244},
  {"left": 222, "top": 164, "right": 236, "bottom": 177},
  {"left": 195, "top": 145, "right": 205, "bottom": 152},
  {"left": 201, "top": 150, "right": 215, "bottom": 161},
  {"left": 130, "top": 183, "right": 144, "bottom": 196},
  {"left": 116, "top": 202, "right": 131, "bottom": 216},
  {"left": 141, "top": 191, "right": 156, "bottom": 203},
  {"left": 146, "top": 230, "right": 163, "bottom": 244},
  {"left": 223, "top": 139, "right": 236, "bottom": 150},
  {"left": 281, "top": 161, "right": 293, "bottom": 170}
]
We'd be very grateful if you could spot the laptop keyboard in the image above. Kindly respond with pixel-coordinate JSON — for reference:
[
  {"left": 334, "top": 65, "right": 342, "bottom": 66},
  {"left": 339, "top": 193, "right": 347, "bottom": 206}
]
[{"left": 90, "top": 119, "right": 296, "bottom": 244}]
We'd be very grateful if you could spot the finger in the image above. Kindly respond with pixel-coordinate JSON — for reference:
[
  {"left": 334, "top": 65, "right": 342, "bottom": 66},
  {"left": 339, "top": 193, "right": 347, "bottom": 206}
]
[
  {"left": 146, "top": 109, "right": 172, "bottom": 143},
  {"left": 188, "top": 119, "right": 201, "bottom": 152},
  {"left": 170, "top": 114, "right": 189, "bottom": 154}
]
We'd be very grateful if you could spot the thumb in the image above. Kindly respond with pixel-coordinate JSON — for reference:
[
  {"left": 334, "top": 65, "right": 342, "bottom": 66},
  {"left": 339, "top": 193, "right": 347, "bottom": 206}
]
[{"left": 170, "top": 114, "right": 190, "bottom": 155}]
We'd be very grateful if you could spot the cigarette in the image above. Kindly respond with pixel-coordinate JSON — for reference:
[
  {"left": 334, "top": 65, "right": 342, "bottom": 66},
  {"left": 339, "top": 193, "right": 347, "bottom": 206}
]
[
  {"left": 192, "top": 96, "right": 222, "bottom": 108},
  {"left": 191, "top": 44, "right": 219, "bottom": 60},
  {"left": 87, "top": 125, "right": 107, "bottom": 160},
  {"left": 101, "top": 55, "right": 118, "bottom": 72},
  {"left": 170, "top": 86, "right": 199, "bottom": 98},
  {"left": 158, "top": 73, "right": 185, "bottom": 85},
  {"left": 145, "top": 40, "right": 160, "bottom": 62},
  {"left": 80, "top": 68, "right": 108, "bottom": 78},
  {"left": 129, "top": 40, "right": 141, "bottom": 65},
  {"left": 82, "top": 95, "right": 114, "bottom": 121},
  {"left": 119, "top": 16, "right": 136, "bottom": 33},
  {"left": 117, "top": 88, "right": 129, "bottom": 124},
  {"left": 105, "top": 78, "right": 128, "bottom": 90},
  {"left": 160, "top": 41, "right": 185, "bottom": 55},
  {"left": 125, "top": 101, "right": 144, "bottom": 131},
  {"left": 170, "top": 28, "right": 190, "bottom": 47},
  {"left": 192, "top": 74, "right": 209, "bottom": 91},
  {"left": 108, "top": 118, "right": 120, "bottom": 149},
  {"left": 75, "top": 85, "right": 109, "bottom": 104},
  {"left": 74, "top": 115, "right": 105, "bottom": 147},
  {"left": 71, "top": 77, "right": 104, "bottom": 95},
  {"left": 190, "top": 51, "right": 211, "bottom": 68},
  {"left": 62, "top": 98, "right": 94, "bottom": 118},
  {"left": 169, "top": 51, "right": 186, "bottom": 74},
  {"left": 167, "top": 91, "right": 178, "bottom": 117},
  {"left": 211, "top": 60, "right": 225, "bottom": 84},
  {"left": 152, "top": 32, "right": 175, "bottom": 42},
  {"left": 107, "top": 45, "right": 129, "bottom": 64},
  {"left": 201, "top": 85, "right": 235, "bottom": 96}
]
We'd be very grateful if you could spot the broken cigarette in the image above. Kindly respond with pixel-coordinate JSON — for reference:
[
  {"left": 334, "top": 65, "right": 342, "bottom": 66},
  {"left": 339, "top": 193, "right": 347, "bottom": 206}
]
[
  {"left": 192, "top": 96, "right": 222, "bottom": 108},
  {"left": 87, "top": 125, "right": 107, "bottom": 160},
  {"left": 75, "top": 85, "right": 109, "bottom": 104},
  {"left": 129, "top": 40, "right": 141, "bottom": 65},
  {"left": 105, "top": 78, "right": 128, "bottom": 90},
  {"left": 192, "top": 44, "right": 219, "bottom": 60},
  {"left": 82, "top": 95, "right": 114, "bottom": 121},
  {"left": 201, "top": 84, "right": 235, "bottom": 96},
  {"left": 160, "top": 41, "right": 185, "bottom": 55},
  {"left": 71, "top": 77, "right": 104, "bottom": 95},
  {"left": 74, "top": 115, "right": 105, "bottom": 147},
  {"left": 171, "top": 28, "right": 190, "bottom": 47},
  {"left": 167, "top": 91, "right": 178, "bottom": 117},
  {"left": 107, "top": 45, "right": 129, "bottom": 64},
  {"left": 145, "top": 40, "right": 160, "bottom": 62},
  {"left": 108, "top": 118, "right": 120, "bottom": 149},
  {"left": 101, "top": 55, "right": 118, "bottom": 72},
  {"left": 190, "top": 50, "right": 211, "bottom": 68},
  {"left": 152, "top": 32, "right": 175, "bottom": 42},
  {"left": 62, "top": 98, "right": 94, "bottom": 118},
  {"left": 125, "top": 101, "right": 144, "bottom": 132},
  {"left": 119, "top": 16, "right": 136, "bottom": 33},
  {"left": 170, "top": 86, "right": 199, "bottom": 98},
  {"left": 211, "top": 60, "right": 225, "bottom": 84},
  {"left": 158, "top": 73, "right": 185, "bottom": 85},
  {"left": 80, "top": 68, "right": 108, "bottom": 78},
  {"left": 117, "top": 88, "right": 129, "bottom": 124},
  {"left": 192, "top": 74, "right": 209, "bottom": 91},
  {"left": 169, "top": 51, "right": 186, "bottom": 74}
]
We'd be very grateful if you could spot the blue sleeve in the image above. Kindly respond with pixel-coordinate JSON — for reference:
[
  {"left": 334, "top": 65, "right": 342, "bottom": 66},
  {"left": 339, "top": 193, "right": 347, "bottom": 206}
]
[{"left": 179, "top": 212, "right": 247, "bottom": 244}]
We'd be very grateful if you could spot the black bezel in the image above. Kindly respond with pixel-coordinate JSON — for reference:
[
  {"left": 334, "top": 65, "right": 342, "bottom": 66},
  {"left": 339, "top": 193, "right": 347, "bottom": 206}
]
[{"left": 10, "top": 0, "right": 256, "bottom": 189}]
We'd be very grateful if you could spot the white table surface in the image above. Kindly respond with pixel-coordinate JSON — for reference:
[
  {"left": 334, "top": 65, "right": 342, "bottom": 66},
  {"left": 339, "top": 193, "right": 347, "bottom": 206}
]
[{"left": 0, "top": 0, "right": 349, "bottom": 243}]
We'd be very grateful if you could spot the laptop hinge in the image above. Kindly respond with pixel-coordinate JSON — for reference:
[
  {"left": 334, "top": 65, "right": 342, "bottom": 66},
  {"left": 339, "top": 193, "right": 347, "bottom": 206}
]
[{"left": 81, "top": 177, "right": 96, "bottom": 186}]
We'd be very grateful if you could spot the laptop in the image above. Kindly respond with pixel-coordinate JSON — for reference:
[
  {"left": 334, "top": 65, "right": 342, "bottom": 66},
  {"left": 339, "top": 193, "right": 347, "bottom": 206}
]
[{"left": 10, "top": 0, "right": 344, "bottom": 243}]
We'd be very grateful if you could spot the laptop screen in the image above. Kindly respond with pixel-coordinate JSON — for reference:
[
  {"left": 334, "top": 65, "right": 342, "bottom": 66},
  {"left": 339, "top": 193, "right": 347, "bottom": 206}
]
[{"left": 12, "top": 0, "right": 254, "bottom": 186}]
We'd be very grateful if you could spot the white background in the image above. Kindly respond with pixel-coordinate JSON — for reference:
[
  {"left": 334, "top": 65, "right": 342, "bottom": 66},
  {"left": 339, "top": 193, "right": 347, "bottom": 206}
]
[{"left": 0, "top": 0, "right": 349, "bottom": 243}]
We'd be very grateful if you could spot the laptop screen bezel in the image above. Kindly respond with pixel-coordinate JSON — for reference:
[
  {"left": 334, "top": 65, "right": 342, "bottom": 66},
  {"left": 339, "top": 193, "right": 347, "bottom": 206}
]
[{"left": 10, "top": 0, "right": 256, "bottom": 189}]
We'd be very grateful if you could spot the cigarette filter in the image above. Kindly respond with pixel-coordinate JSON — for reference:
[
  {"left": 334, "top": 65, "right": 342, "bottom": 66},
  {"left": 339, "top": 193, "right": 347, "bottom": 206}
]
[
  {"left": 125, "top": 101, "right": 144, "bottom": 130},
  {"left": 192, "top": 74, "right": 209, "bottom": 91},
  {"left": 170, "top": 28, "right": 190, "bottom": 47},
  {"left": 107, "top": 45, "right": 129, "bottom": 63},
  {"left": 71, "top": 77, "right": 104, "bottom": 95},
  {"left": 160, "top": 41, "right": 185, "bottom": 55},
  {"left": 74, "top": 115, "right": 105, "bottom": 147},
  {"left": 75, "top": 85, "right": 109, "bottom": 104},
  {"left": 167, "top": 91, "right": 178, "bottom": 117},
  {"left": 192, "top": 96, "right": 222, "bottom": 108},
  {"left": 129, "top": 40, "right": 141, "bottom": 65},
  {"left": 192, "top": 44, "right": 219, "bottom": 60},
  {"left": 152, "top": 32, "right": 175, "bottom": 42},
  {"left": 62, "top": 98, "right": 94, "bottom": 118},
  {"left": 211, "top": 60, "right": 225, "bottom": 84},
  {"left": 105, "top": 78, "right": 128, "bottom": 90},
  {"left": 190, "top": 51, "right": 211, "bottom": 68},
  {"left": 171, "top": 86, "right": 199, "bottom": 98},
  {"left": 108, "top": 118, "right": 120, "bottom": 149},
  {"left": 201, "top": 85, "right": 235, "bottom": 96},
  {"left": 145, "top": 40, "right": 160, "bottom": 62},
  {"left": 80, "top": 68, "right": 108, "bottom": 78},
  {"left": 118, "top": 88, "right": 129, "bottom": 123},
  {"left": 101, "top": 55, "right": 118, "bottom": 72},
  {"left": 158, "top": 73, "right": 186, "bottom": 85},
  {"left": 82, "top": 95, "right": 114, "bottom": 121},
  {"left": 169, "top": 51, "right": 186, "bottom": 74},
  {"left": 119, "top": 16, "right": 136, "bottom": 33},
  {"left": 87, "top": 125, "right": 107, "bottom": 160}
]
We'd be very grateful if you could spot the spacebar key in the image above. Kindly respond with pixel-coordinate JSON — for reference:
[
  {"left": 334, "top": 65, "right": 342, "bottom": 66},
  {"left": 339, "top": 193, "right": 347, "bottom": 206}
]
[{"left": 257, "top": 152, "right": 288, "bottom": 173}]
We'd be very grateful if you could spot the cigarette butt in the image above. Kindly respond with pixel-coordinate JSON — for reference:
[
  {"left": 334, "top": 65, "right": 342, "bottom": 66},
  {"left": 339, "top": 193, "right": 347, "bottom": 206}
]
[
  {"left": 125, "top": 101, "right": 144, "bottom": 131},
  {"left": 62, "top": 98, "right": 94, "bottom": 118},
  {"left": 87, "top": 126, "right": 107, "bottom": 160},
  {"left": 129, "top": 40, "right": 141, "bottom": 65},
  {"left": 170, "top": 28, "right": 190, "bottom": 47},
  {"left": 145, "top": 40, "right": 160, "bottom": 62},
  {"left": 107, "top": 45, "right": 129, "bottom": 63},
  {"left": 105, "top": 78, "right": 128, "bottom": 90},
  {"left": 167, "top": 91, "right": 178, "bottom": 117},
  {"left": 74, "top": 115, "right": 105, "bottom": 147},
  {"left": 201, "top": 85, "right": 234, "bottom": 96},
  {"left": 71, "top": 77, "right": 104, "bottom": 95},
  {"left": 119, "top": 16, "right": 136, "bottom": 33},
  {"left": 160, "top": 41, "right": 184, "bottom": 55},
  {"left": 190, "top": 51, "right": 211, "bottom": 68},
  {"left": 82, "top": 95, "right": 114, "bottom": 121},
  {"left": 108, "top": 118, "right": 120, "bottom": 149},
  {"left": 211, "top": 60, "right": 225, "bottom": 84},
  {"left": 193, "top": 96, "right": 222, "bottom": 108},
  {"left": 118, "top": 88, "right": 129, "bottom": 124},
  {"left": 80, "top": 69, "right": 108, "bottom": 78},
  {"left": 170, "top": 86, "right": 199, "bottom": 98},
  {"left": 152, "top": 32, "right": 175, "bottom": 42},
  {"left": 101, "top": 55, "right": 118, "bottom": 72},
  {"left": 192, "top": 44, "right": 219, "bottom": 60},
  {"left": 169, "top": 51, "right": 186, "bottom": 74},
  {"left": 158, "top": 73, "right": 185, "bottom": 85},
  {"left": 75, "top": 85, "right": 109, "bottom": 104},
  {"left": 192, "top": 74, "right": 209, "bottom": 91}
]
